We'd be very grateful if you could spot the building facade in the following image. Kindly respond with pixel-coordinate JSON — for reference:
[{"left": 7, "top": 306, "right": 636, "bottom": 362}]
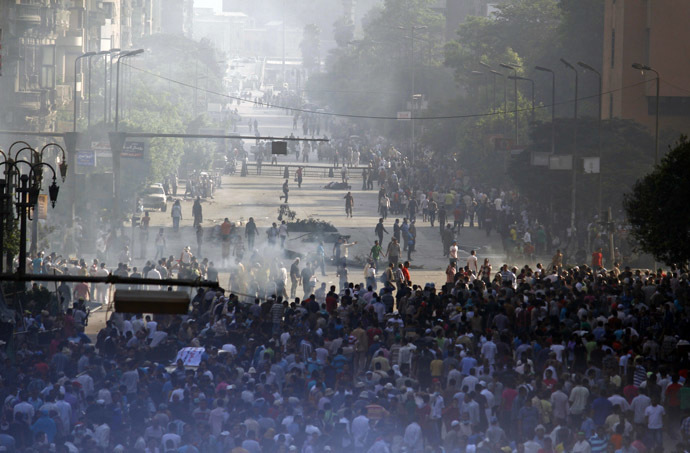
[
  {"left": 601, "top": 0, "right": 690, "bottom": 136},
  {"left": 0, "top": 0, "right": 164, "bottom": 133}
]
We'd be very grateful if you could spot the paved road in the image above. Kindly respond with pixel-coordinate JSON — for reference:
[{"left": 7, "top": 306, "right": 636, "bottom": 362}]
[{"left": 87, "top": 170, "right": 505, "bottom": 335}]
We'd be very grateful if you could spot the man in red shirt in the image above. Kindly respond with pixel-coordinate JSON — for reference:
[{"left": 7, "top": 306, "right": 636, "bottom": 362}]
[
  {"left": 402, "top": 261, "right": 411, "bottom": 284},
  {"left": 666, "top": 374, "right": 683, "bottom": 428},
  {"left": 591, "top": 247, "right": 603, "bottom": 270}
]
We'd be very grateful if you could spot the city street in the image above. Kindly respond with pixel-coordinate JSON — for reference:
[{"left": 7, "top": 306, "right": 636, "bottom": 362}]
[{"left": 87, "top": 151, "right": 506, "bottom": 335}]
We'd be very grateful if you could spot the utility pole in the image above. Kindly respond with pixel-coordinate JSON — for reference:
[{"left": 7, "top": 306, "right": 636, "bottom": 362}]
[{"left": 561, "top": 58, "right": 578, "bottom": 232}]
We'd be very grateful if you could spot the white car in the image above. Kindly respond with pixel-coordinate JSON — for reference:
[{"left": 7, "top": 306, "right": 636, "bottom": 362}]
[{"left": 140, "top": 184, "right": 167, "bottom": 211}]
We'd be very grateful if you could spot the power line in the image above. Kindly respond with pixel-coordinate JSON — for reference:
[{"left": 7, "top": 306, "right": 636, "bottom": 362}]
[
  {"left": 660, "top": 79, "right": 690, "bottom": 95},
  {"left": 124, "top": 62, "right": 649, "bottom": 121}
]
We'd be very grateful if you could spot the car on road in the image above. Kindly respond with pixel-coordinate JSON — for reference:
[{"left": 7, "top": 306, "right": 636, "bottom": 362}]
[{"left": 139, "top": 184, "right": 167, "bottom": 211}]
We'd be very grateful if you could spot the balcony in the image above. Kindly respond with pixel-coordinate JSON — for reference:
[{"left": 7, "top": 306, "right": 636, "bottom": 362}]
[
  {"left": 12, "top": 4, "right": 42, "bottom": 25},
  {"left": 57, "top": 35, "right": 83, "bottom": 48},
  {"left": 14, "top": 91, "right": 42, "bottom": 112}
]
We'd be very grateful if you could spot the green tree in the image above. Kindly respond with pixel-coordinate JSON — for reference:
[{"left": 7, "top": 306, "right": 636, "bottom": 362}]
[
  {"left": 506, "top": 118, "right": 654, "bottom": 228},
  {"left": 623, "top": 137, "right": 690, "bottom": 265},
  {"left": 300, "top": 24, "right": 322, "bottom": 74},
  {"left": 307, "top": 0, "right": 445, "bottom": 135}
]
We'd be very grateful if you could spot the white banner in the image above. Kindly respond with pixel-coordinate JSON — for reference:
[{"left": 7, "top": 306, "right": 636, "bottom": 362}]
[
  {"left": 549, "top": 155, "right": 573, "bottom": 170},
  {"left": 175, "top": 347, "right": 205, "bottom": 367},
  {"left": 583, "top": 157, "right": 600, "bottom": 174},
  {"left": 531, "top": 152, "right": 550, "bottom": 166}
]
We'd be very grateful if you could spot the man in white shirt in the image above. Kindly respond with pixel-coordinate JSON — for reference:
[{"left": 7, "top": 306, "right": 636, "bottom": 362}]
[
  {"left": 351, "top": 408, "right": 370, "bottom": 448},
  {"left": 466, "top": 250, "right": 478, "bottom": 275},
  {"left": 146, "top": 265, "right": 162, "bottom": 290},
  {"left": 630, "top": 390, "right": 651, "bottom": 426},
  {"left": 402, "top": 421, "right": 423, "bottom": 453},
  {"left": 481, "top": 338, "right": 497, "bottom": 365},
  {"left": 95, "top": 263, "right": 110, "bottom": 304},
  {"left": 644, "top": 398, "right": 665, "bottom": 448},
  {"left": 569, "top": 379, "right": 590, "bottom": 420},
  {"left": 449, "top": 241, "right": 459, "bottom": 269}
]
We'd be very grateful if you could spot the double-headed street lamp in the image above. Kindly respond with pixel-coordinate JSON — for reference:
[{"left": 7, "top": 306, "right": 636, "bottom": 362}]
[
  {"left": 115, "top": 49, "right": 144, "bottom": 131},
  {"left": 104, "top": 49, "right": 121, "bottom": 123},
  {"left": 632, "top": 63, "right": 660, "bottom": 165},
  {"left": 397, "top": 25, "right": 427, "bottom": 165},
  {"left": 87, "top": 51, "right": 110, "bottom": 129},
  {"left": 561, "top": 57, "right": 579, "bottom": 232},
  {"left": 108, "top": 49, "right": 124, "bottom": 123},
  {"left": 535, "top": 66, "right": 556, "bottom": 155},
  {"left": 508, "top": 75, "right": 535, "bottom": 124},
  {"left": 578, "top": 61, "right": 603, "bottom": 216},
  {"left": 0, "top": 146, "right": 62, "bottom": 276}
]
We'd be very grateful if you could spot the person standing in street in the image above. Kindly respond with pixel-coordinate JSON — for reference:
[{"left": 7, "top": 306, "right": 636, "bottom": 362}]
[
  {"left": 296, "top": 167, "right": 303, "bottom": 188},
  {"left": 449, "top": 240, "right": 459, "bottom": 270},
  {"left": 154, "top": 228, "right": 166, "bottom": 259},
  {"left": 301, "top": 262, "right": 314, "bottom": 298},
  {"left": 386, "top": 238, "right": 401, "bottom": 267},
  {"left": 374, "top": 218, "right": 389, "bottom": 245},
  {"left": 369, "top": 240, "right": 383, "bottom": 269},
  {"left": 245, "top": 217, "right": 258, "bottom": 250},
  {"left": 393, "top": 219, "right": 401, "bottom": 243},
  {"left": 339, "top": 239, "right": 357, "bottom": 266},
  {"left": 95, "top": 263, "right": 109, "bottom": 305},
  {"left": 195, "top": 224, "right": 203, "bottom": 257},
  {"left": 344, "top": 192, "right": 354, "bottom": 217},
  {"left": 466, "top": 250, "right": 478, "bottom": 275},
  {"left": 401, "top": 218, "right": 410, "bottom": 251},
  {"left": 279, "top": 220, "right": 289, "bottom": 248},
  {"left": 171, "top": 200, "right": 182, "bottom": 232},
  {"left": 438, "top": 205, "right": 447, "bottom": 234},
  {"left": 429, "top": 198, "right": 438, "bottom": 227},
  {"left": 280, "top": 179, "right": 290, "bottom": 203},
  {"left": 316, "top": 241, "right": 326, "bottom": 276},
  {"left": 192, "top": 197, "right": 203, "bottom": 228},
  {"left": 138, "top": 211, "right": 150, "bottom": 259},
  {"left": 290, "top": 258, "right": 300, "bottom": 298},
  {"left": 379, "top": 193, "right": 390, "bottom": 219},
  {"left": 407, "top": 221, "right": 416, "bottom": 261}
]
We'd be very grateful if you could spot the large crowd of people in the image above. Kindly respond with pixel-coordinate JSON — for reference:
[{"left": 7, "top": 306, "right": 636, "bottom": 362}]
[
  {"left": 6, "top": 228, "right": 690, "bottom": 453},
  {"left": 2, "top": 128, "right": 688, "bottom": 453}
]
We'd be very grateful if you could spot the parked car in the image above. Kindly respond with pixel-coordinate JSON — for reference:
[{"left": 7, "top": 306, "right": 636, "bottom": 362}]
[{"left": 139, "top": 184, "right": 167, "bottom": 211}]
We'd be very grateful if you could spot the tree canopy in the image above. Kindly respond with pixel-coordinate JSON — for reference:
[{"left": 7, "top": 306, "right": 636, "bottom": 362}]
[{"left": 623, "top": 137, "right": 690, "bottom": 266}]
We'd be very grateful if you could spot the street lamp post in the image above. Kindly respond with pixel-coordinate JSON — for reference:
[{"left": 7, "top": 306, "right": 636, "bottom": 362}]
[
  {"left": 0, "top": 158, "right": 60, "bottom": 276},
  {"left": 632, "top": 63, "right": 660, "bottom": 165},
  {"left": 73, "top": 52, "right": 96, "bottom": 132},
  {"left": 0, "top": 149, "right": 8, "bottom": 274},
  {"left": 509, "top": 75, "right": 535, "bottom": 124},
  {"left": 479, "top": 62, "right": 497, "bottom": 111},
  {"left": 87, "top": 51, "right": 109, "bottom": 129},
  {"left": 115, "top": 49, "right": 144, "bottom": 131},
  {"left": 398, "top": 25, "right": 427, "bottom": 165},
  {"left": 108, "top": 49, "right": 124, "bottom": 123},
  {"left": 561, "top": 57, "right": 579, "bottom": 231},
  {"left": 500, "top": 63, "right": 519, "bottom": 144},
  {"left": 490, "top": 70, "right": 507, "bottom": 132},
  {"left": 535, "top": 66, "right": 556, "bottom": 155},
  {"left": 578, "top": 61, "right": 603, "bottom": 216}
]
